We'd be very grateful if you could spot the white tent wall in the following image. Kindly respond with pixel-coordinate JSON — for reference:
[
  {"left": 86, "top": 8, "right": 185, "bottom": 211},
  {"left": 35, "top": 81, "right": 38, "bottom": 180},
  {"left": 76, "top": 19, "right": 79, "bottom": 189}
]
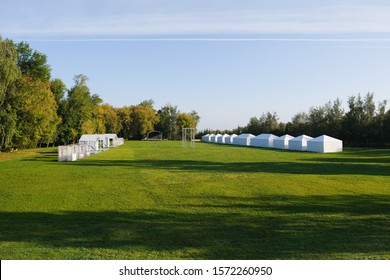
[
  {"left": 232, "top": 133, "right": 255, "bottom": 146},
  {"left": 217, "top": 134, "right": 230, "bottom": 144},
  {"left": 288, "top": 135, "right": 313, "bottom": 151},
  {"left": 225, "top": 134, "right": 237, "bottom": 144},
  {"left": 77, "top": 144, "right": 85, "bottom": 159},
  {"left": 59, "top": 134, "right": 122, "bottom": 162},
  {"left": 307, "top": 135, "right": 343, "bottom": 153},
  {"left": 58, "top": 145, "right": 77, "bottom": 162},
  {"left": 210, "top": 133, "right": 222, "bottom": 143},
  {"left": 115, "top": 138, "right": 125, "bottom": 146},
  {"left": 274, "top": 134, "right": 294, "bottom": 149},
  {"left": 106, "top": 133, "right": 119, "bottom": 147},
  {"left": 79, "top": 134, "right": 99, "bottom": 153},
  {"left": 79, "top": 133, "right": 118, "bottom": 153},
  {"left": 250, "top": 133, "right": 278, "bottom": 148},
  {"left": 201, "top": 134, "right": 210, "bottom": 142},
  {"left": 58, "top": 146, "right": 69, "bottom": 162},
  {"left": 207, "top": 134, "right": 215, "bottom": 142}
]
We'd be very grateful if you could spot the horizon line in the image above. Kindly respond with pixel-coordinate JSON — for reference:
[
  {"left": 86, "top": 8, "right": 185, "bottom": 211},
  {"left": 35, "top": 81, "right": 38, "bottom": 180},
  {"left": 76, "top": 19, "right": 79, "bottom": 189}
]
[{"left": 16, "top": 37, "right": 390, "bottom": 42}]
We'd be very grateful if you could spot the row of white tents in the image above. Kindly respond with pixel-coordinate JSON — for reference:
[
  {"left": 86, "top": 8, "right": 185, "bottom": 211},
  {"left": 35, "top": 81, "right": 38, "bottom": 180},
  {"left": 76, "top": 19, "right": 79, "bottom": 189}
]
[
  {"left": 58, "top": 134, "right": 125, "bottom": 162},
  {"left": 201, "top": 133, "right": 342, "bottom": 153}
]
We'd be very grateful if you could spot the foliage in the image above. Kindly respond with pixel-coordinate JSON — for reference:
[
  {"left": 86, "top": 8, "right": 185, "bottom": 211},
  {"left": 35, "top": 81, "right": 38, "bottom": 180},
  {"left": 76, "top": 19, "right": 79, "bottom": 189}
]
[
  {"left": 116, "top": 106, "right": 132, "bottom": 139},
  {"left": 12, "top": 77, "right": 60, "bottom": 148},
  {"left": 156, "top": 104, "right": 179, "bottom": 139},
  {"left": 97, "top": 103, "right": 121, "bottom": 134},
  {"left": 16, "top": 41, "right": 51, "bottom": 81},
  {"left": 129, "top": 101, "right": 160, "bottom": 140},
  {"left": 0, "top": 36, "right": 21, "bottom": 106},
  {"left": 198, "top": 93, "right": 389, "bottom": 147},
  {"left": 60, "top": 75, "right": 102, "bottom": 143},
  {"left": 156, "top": 104, "right": 200, "bottom": 140}
]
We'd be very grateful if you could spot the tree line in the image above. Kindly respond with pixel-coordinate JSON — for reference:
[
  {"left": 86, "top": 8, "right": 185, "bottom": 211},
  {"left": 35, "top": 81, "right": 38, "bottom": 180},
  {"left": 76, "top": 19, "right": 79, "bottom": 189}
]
[
  {"left": 0, "top": 36, "right": 200, "bottom": 149},
  {"left": 199, "top": 93, "right": 390, "bottom": 147}
]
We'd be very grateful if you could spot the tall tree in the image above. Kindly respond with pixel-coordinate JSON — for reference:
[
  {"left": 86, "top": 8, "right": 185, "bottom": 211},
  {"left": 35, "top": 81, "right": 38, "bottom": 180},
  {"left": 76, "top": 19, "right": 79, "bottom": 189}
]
[
  {"left": 0, "top": 37, "right": 21, "bottom": 148},
  {"left": 16, "top": 42, "right": 51, "bottom": 81},
  {"left": 116, "top": 106, "right": 132, "bottom": 139},
  {"left": 97, "top": 103, "right": 120, "bottom": 134},
  {"left": 50, "top": 78, "right": 67, "bottom": 105},
  {"left": 307, "top": 106, "right": 326, "bottom": 137},
  {"left": 176, "top": 112, "right": 197, "bottom": 137},
  {"left": 376, "top": 100, "right": 387, "bottom": 145},
  {"left": 13, "top": 77, "right": 60, "bottom": 148},
  {"left": 323, "top": 99, "right": 344, "bottom": 138},
  {"left": 0, "top": 37, "right": 21, "bottom": 106},
  {"left": 129, "top": 101, "right": 159, "bottom": 139},
  {"left": 286, "top": 112, "right": 308, "bottom": 136},
  {"left": 156, "top": 104, "right": 179, "bottom": 139},
  {"left": 62, "top": 75, "right": 101, "bottom": 143}
]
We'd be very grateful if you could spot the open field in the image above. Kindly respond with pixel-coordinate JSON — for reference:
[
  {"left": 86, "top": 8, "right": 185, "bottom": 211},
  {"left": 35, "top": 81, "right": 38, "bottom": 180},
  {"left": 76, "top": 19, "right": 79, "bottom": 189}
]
[{"left": 0, "top": 141, "right": 389, "bottom": 259}]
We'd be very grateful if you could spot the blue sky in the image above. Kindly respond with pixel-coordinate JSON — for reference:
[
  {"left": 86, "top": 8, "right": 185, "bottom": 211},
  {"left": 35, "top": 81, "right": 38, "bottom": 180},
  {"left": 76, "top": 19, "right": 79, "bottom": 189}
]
[{"left": 2, "top": 0, "right": 390, "bottom": 130}]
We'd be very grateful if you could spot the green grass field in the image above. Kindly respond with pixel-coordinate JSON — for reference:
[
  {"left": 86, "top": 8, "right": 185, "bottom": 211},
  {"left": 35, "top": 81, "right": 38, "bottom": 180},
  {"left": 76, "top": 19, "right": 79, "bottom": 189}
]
[{"left": 0, "top": 141, "right": 389, "bottom": 259}]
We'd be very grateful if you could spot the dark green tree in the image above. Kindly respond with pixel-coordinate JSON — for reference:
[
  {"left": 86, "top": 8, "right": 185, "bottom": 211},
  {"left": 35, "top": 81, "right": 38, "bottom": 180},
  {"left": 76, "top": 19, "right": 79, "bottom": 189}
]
[{"left": 16, "top": 42, "right": 51, "bottom": 81}]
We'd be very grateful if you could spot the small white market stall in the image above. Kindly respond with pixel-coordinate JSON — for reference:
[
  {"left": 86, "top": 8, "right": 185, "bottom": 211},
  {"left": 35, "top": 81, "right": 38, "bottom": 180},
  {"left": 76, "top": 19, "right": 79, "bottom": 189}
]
[
  {"left": 232, "top": 133, "right": 255, "bottom": 146},
  {"left": 225, "top": 134, "right": 237, "bottom": 144},
  {"left": 288, "top": 135, "right": 313, "bottom": 151},
  {"left": 202, "top": 134, "right": 215, "bottom": 143},
  {"left": 274, "top": 134, "right": 294, "bottom": 150},
  {"left": 79, "top": 134, "right": 108, "bottom": 154},
  {"left": 210, "top": 133, "right": 222, "bottom": 143},
  {"left": 217, "top": 134, "right": 230, "bottom": 144},
  {"left": 201, "top": 134, "right": 210, "bottom": 142},
  {"left": 250, "top": 133, "right": 278, "bottom": 148},
  {"left": 58, "top": 145, "right": 76, "bottom": 162},
  {"left": 307, "top": 135, "right": 343, "bottom": 153}
]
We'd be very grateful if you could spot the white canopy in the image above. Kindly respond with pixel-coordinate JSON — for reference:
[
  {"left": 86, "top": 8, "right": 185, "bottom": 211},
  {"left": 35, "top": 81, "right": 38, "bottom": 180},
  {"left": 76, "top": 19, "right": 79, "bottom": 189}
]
[
  {"left": 250, "top": 133, "right": 278, "bottom": 148},
  {"left": 232, "top": 133, "right": 255, "bottom": 146},
  {"left": 202, "top": 133, "right": 214, "bottom": 143},
  {"left": 225, "top": 134, "right": 237, "bottom": 144},
  {"left": 274, "top": 134, "right": 294, "bottom": 149},
  {"left": 201, "top": 134, "right": 210, "bottom": 142},
  {"left": 307, "top": 135, "right": 343, "bottom": 153},
  {"left": 217, "top": 134, "right": 230, "bottom": 144},
  {"left": 210, "top": 133, "right": 222, "bottom": 143},
  {"left": 288, "top": 134, "right": 313, "bottom": 151}
]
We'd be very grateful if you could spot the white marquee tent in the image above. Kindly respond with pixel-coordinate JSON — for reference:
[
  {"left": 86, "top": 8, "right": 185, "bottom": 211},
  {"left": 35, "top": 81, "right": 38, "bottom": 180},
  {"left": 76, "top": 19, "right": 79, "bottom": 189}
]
[
  {"left": 79, "top": 133, "right": 123, "bottom": 153},
  {"left": 307, "top": 135, "right": 343, "bottom": 153},
  {"left": 202, "top": 134, "right": 215, "bottom": 143},
  {"left": 225, "top": 134, "right": 237, "bottom": 144},
  {"left": 79, "top": 134, "right": 107, "bottom": 153},
  {"left": 232, "top": 133, "right": 255, "bottom": 146},
  {"left": 105, "top": 133, "right": 120, "bottom": 147},
  {"left": 201, "top": 134, "right": 210, "bottom": 142},
  {"left": 288, "top": 135, "right": 313, "bottom": 151},
  {"left": 58, "top": 144, "right": 90, "bottom": 162},
  {"left": 210, "top": 133, "right": 222, "bottom": 143},
  {"left": 250, "top": 133, "right": 278, "bottom": 148},
  {"left": 274, "top": 134, "right": 294, "bottom": 150},
  {"left": 217, "top": 134, "right": 230, "bottom": 144},
  {"left": 59, "top": 133, "right": 123, "bottom": 162}
]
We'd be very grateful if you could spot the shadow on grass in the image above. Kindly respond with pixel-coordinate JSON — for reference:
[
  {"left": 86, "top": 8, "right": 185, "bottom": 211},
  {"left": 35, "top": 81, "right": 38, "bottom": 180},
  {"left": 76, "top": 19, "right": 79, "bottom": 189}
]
[
  {"left": 63, "top": 158, "right": 390, "bottom": 176},
  {"left": 21, "top": 150, "right": 58, "bottom": 162},
  {"left": 1, "top": 194, "right": 389, "bottom": 259}
]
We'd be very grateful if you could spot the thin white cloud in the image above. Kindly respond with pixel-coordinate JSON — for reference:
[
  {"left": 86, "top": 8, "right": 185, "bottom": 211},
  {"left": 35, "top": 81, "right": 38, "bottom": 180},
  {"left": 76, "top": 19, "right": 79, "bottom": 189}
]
[{"left": 3, "top": 4, "right": 390, "bottom": 37}]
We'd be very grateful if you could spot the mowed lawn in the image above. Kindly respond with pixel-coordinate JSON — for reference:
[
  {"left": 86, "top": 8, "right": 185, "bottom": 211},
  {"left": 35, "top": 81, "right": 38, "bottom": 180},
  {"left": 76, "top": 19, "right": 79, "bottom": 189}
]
[{"left": 0, "top": 141, "right": 389, "bottom": 259}]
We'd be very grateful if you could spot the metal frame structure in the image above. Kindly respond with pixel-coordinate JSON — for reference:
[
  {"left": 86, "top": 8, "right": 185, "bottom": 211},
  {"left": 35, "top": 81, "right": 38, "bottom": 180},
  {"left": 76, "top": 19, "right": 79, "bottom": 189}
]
[{"left": 182, "top": 128, "right": 195, "bottom": 148}]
